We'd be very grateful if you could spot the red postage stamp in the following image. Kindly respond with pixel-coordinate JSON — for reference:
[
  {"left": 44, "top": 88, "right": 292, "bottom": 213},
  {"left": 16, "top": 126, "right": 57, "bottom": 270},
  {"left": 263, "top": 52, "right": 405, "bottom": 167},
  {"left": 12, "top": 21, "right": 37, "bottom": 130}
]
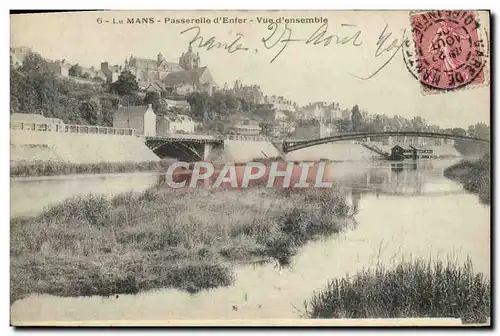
[{"left": 404, "top": 10, "right": 489, "bottom": 93}]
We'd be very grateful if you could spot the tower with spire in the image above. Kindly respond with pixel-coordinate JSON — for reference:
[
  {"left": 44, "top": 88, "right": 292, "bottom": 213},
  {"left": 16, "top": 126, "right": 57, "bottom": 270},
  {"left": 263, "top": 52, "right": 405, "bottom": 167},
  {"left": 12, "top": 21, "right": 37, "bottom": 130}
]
[
  {"left": 179, "top": 44, "right": 200, "bottom": 70},
  {"left": 157, "top": 52, "right": 165, "bottom": 65}
]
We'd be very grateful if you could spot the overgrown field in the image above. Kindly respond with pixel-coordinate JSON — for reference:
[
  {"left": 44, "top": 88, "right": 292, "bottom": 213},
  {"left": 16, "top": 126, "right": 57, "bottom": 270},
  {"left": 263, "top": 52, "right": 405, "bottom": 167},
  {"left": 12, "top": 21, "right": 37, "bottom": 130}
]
[
  {"left": 11, "top": 185, "right": 354, "bottom": 303},
  {"left": 10, "top": 160, "right": 169, "bottom": 177}
]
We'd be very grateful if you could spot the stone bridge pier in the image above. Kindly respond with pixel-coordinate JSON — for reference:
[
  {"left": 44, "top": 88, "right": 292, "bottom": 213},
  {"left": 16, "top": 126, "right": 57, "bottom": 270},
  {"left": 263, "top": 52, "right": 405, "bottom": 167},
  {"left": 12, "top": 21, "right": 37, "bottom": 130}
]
[
  {"left": 144, "top": 136, "right": 224, "bottom": 161},
  {"left": 203, "top": 143, "right": 213, "bottom": 160}
]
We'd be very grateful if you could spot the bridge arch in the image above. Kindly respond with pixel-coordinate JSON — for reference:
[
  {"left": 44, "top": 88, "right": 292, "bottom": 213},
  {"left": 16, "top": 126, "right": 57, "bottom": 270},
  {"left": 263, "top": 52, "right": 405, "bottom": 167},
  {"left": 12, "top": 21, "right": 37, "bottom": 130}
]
[{"left": 283, "top": 131, "right": 489, "bottom": 153}]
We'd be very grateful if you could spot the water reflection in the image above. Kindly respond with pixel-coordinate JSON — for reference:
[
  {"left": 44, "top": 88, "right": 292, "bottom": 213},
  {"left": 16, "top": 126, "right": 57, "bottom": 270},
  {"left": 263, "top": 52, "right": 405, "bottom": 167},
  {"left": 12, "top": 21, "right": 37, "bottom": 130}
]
[
  {"left": 10, "top": 172, "right": 161, "bottom": 217},
  {"left": 330, "top": 159, "right": 463, "bottom": 200},
  {"left": 10, "top": 159, "right": 455, "bottom": 218}
]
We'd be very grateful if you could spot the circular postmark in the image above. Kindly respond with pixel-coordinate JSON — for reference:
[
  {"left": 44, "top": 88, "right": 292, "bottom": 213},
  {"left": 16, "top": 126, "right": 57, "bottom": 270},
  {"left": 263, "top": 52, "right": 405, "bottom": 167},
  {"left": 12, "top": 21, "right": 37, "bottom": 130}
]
[{"left": 403, "top": 10, "right": 489, "bottom": 91}]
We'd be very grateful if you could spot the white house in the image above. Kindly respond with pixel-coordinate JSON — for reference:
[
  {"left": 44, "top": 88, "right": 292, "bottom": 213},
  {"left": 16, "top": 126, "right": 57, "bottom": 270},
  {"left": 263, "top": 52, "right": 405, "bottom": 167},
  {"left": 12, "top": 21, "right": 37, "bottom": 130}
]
[
  {"left": 162, "top": 99, "right": 191, "bottom": 112},
  {"left": 274, "top": 110, "right": 288, "bottom": 121},
  {"left": 231, "top": 123, "right": 262, "bottom": 136},
  {"left": 294, "top": 123, "right": 334, "bottom": 139},
  {"left": 113, "top": 104, "right": 156, "bottom": 136},
  {"left": 156, "top": 114, "right": 195, "bottom": 135}
]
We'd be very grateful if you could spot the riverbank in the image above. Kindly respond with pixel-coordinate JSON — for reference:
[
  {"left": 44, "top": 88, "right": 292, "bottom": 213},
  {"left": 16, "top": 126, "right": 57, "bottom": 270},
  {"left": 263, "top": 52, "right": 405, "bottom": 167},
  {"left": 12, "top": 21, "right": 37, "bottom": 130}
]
[
  {"left": 10, "top": 160, "right": 174, "bottom": 177},
  {"left": 10, "top": 185, "right": 353, "bottom": 303},
  {"left": 10, "top": 129, "right": 160, "bottom": 164},
  {"left": 305, "top": 258, "right": 490, "bottom": 324},
  {"left": 444, "top": 154, "right": 490, "bottom": 204}
]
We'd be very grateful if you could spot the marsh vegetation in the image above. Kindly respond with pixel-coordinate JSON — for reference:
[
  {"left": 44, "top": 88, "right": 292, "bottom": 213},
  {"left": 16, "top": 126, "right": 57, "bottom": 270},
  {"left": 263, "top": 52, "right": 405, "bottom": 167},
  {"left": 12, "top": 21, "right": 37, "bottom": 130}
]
[
  {"left": 10, "top": 185, "right": 353, "bottom": 303},
  {"left": 10, "top": 160, "right": 169, "bottom": 177},
  {"left": 305, "top": 258, "right": 490, "bottom": 324},
  {"left": 444, "top": 153, "right": 490, "bottom": 204}
]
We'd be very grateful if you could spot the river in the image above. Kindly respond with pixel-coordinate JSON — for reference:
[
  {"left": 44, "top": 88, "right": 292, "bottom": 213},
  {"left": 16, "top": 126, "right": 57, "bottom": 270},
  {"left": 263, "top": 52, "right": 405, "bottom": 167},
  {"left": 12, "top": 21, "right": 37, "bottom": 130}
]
[{"left": 10, "top": 158, "right": 490, "bottom": 323}]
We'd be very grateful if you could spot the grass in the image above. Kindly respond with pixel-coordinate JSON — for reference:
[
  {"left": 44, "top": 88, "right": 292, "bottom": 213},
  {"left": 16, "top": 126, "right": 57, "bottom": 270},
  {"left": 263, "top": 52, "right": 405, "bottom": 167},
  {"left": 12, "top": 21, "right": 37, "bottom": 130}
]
[
  {"left": 10, "top": 185, "right": 353, "bottom": 303},
  {"left": 10, "top": 159, "right": 176, "bottom": 177},
  {"left": 305, "top": 258, "right": 491, "bottom": 324},
  {"left": 444, "top": 153, "right": 490, "bottom": 204}
]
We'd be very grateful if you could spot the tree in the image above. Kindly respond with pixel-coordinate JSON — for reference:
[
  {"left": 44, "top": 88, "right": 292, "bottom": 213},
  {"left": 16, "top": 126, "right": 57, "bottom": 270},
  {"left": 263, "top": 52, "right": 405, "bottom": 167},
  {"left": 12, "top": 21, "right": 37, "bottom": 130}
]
[
  {"left": 143, "top": 91, "right": 168, "bottom": 115},
  {"left": 351, "top": 104, "right": 362, "bottom": 131},
  {"left": 10, "top": 51, "right": 123, "bottom": 126},
  {"left": 79, "top": 97, "right": 102, "bottom": 125},
  {"left": 410, "top": 116, "right": 426, "bottom": 132},
  {"left": 334, "top": 119, "right": 352, "bottom": 133},
  {"left": 20, "top": 52, "right": 51, "bottom": 74},
  {"left": 111, "top": 70, "right": 139, "bottom": 95},
  {"left": 119, "top": 93, "right": 143, "bottom": 107},
  {"left": 11, "top": 53, "right": 58, "bottom": 115},
  {"left": 69, "top": 64, "right": 82, "bottom": 77},
  {"left": 467, "top": 123, "right": 490, "bottom": 140},
  {"left": 187, "top": 92, "right": 210, "bottom": 120}
]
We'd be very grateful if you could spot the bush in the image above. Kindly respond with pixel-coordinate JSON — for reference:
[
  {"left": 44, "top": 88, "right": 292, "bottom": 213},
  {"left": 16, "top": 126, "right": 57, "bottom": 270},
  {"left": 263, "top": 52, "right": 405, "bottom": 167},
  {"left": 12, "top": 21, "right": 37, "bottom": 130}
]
[
  {"left": 306, "top": 258, "right": 490, "bottom": 324},
  {"left": 43, "top": 194, "right": 111, "bottom": 227},
  {"left": 444, "top": 154, "right": 490, "bottom": 204}
]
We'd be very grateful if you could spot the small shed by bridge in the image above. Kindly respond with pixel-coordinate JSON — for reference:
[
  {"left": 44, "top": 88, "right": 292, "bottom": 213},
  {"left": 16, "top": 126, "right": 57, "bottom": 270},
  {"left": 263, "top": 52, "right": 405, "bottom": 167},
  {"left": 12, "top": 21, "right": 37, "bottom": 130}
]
[
  {"left": 409, "top": 145, "right": 433, "bottom": 158},
  {"left": 390, "top": 145, "right": 413, "bottom": 160},
  {"left": 390, "top": 145, "right": 434, "bottom": 160}
]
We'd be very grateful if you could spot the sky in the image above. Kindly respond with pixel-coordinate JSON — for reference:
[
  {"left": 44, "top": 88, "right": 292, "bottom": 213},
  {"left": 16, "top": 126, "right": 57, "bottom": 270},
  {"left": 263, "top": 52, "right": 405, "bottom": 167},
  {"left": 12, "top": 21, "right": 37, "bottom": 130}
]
[{"left": 10, "top": 10, "right": 490, "bottom": 128}]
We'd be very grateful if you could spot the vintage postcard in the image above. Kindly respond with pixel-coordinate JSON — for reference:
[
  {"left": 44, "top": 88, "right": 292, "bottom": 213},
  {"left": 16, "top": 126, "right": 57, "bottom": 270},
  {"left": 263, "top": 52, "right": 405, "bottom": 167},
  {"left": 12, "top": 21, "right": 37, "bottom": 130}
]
[{"left": 9, "top": 10, "right": 491, "bottom": 326}]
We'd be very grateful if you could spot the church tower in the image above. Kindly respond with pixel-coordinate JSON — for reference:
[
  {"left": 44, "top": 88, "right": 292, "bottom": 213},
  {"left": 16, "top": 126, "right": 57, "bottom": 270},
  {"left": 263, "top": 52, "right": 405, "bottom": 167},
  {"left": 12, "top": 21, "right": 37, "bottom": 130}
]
[
  {"left": 179, "top": 44, "right": 200, "bottom": 70},
  {"left": 157, "top": 52, "right": 165, "bottom": 65}
]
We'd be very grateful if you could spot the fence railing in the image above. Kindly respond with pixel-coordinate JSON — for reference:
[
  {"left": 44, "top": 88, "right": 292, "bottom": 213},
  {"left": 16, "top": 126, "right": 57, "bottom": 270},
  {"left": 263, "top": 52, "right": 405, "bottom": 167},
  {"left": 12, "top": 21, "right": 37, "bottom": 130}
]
[
  {"left": 223, "top": 134, "right": 274, "bottom": 142},
  {"left": 151, "top": 133, "right": 277, "bottom": 142},
  {"left": 10, "top": 122, "right": 136, "bottom": 136}
]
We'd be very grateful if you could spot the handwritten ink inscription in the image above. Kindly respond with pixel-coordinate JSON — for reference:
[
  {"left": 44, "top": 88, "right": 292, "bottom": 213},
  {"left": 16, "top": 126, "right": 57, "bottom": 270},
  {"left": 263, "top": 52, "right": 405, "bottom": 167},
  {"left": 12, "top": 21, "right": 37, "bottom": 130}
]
[
  {"left": 180, "top": 26, "right": 250, "bottom": 54},
  {"left": 180, "top": 22, "right": 410, "bottom": 80},
  {"left": 261, "top": 23, "right": 363, "bottom": 63}
]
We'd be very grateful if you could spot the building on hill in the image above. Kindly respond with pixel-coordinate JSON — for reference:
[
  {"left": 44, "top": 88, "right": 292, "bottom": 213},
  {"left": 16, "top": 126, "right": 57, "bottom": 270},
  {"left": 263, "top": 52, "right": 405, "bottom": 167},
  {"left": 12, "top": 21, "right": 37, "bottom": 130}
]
[
  {"left": 126, "top": 52, "right": 183, "bottom": 82},
  {"left": 323, "top": 102, "right": 341, "bottom": 121},
  {"left": 48, "top": 59, "right": 72, "bottom": 77},
  {"left": 161, "top": 99, "right": 191, "bottom": 112},
  {"left": 123, "top": 44, "right": 201, "bottom": 85},
  {"left": 113, "top": 104, "right": 156, "bottom": 136},
  {"left": 274, "top": 120, "right": 296, "bottom": 136},
  {"left": 299, "top": 102, "right": 340, "bottom": 121},
  {"left": 77, "top": 66, "right": 107, "bottom": 82},
  {"left": 179, "top": 44, "right": 201, "bottom": 70},
  {"left": 163, "top": 66, "right": 215, "bottom": 96},
  {"left": 266, "top": 95, "right": 296, "bottom": 113},
  {"left": 274, "top": 109, "right": 296, "bottom": 121},
  {"left": 157, "top": 114, "right": 195, "bottom": 135},
  {"left": 294, "top": 122, "right": 334, "bottom": 139},
  {"left": 230, "top": 123, "right": 262, "bottom": 136},
  {"left": 341, "top": 109, "right": 351, "bottom": 120},
  {"left": 144, "top": 81, "right": 167, "bottom": 93},
  {"left": 10, "top": 46, "right": 32, "bottom": 69},
  {"left": 101, "top": 62, "right": 122, "bottom": 83},
  {"left": 229, "top": 80, "right": 265, "bottom": 105},
  {"left": 101, "top": 44, "right": 215, "bottom": 93}
]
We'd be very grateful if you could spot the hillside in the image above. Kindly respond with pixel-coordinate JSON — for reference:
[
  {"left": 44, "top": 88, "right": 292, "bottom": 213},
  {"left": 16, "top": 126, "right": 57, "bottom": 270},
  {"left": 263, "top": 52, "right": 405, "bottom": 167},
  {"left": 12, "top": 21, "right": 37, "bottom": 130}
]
[{"left": 10, "top": 53, "right": 142, "bottom": 127}]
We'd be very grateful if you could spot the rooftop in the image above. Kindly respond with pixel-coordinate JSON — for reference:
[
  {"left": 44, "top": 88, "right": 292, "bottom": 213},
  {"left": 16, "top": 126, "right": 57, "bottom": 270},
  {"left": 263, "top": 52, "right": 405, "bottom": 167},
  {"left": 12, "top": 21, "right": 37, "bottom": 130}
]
[
  {"left": 163, "top": 67, "right": 212, "bottom": 87},
  {"left": 116, "top": 105, "right": 154, "bottom": 116}
]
